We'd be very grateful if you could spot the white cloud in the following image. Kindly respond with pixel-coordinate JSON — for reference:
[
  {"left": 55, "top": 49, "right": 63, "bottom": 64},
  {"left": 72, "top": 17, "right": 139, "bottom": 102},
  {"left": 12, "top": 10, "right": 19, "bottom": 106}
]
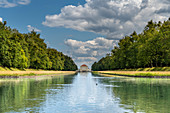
[
  {"left": 27, "top": 25, "right": 41, "bottom": 32},
  {"left": 0, "top": 0, "right": 30, "bottom": 8},
  {"left": 64, "top": 37, "right": 118, "bottom": 67},
  {"left": 43, "top": 0, "right": 170, "bottom": 39},
  {"left": 42, "top": 0, "right": 169, "bottom": 67},
  {"left": 77, "top": 57, "right": 98, "bottom": 61},
  {"left": 17, "top": 0, "right": 30, "bottom": 5},
  {"left": 0, "top": 17, "right": 2, "bottom": 22}
]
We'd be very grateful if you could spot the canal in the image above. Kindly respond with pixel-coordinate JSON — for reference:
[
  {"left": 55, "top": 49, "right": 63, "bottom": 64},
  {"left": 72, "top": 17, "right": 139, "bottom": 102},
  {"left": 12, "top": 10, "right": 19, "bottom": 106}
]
[{"left": 0, "top": 72, "right": 170, "bottom": 113}]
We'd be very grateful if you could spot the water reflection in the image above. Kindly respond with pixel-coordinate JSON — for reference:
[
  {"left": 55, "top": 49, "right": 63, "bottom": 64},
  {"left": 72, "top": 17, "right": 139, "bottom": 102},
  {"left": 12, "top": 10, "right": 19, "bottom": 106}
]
[
  {"left": 0, "top": 74, "right": 76, "bottom": 113},
  {"left": 0, "top": 73, "right": 170, "bottom": 113},
  {"left": 38, "top": 72, "right": 128, "bottom": 113},
  {"left": 97, "top": 75, "right": 170, "bottom": 113}
]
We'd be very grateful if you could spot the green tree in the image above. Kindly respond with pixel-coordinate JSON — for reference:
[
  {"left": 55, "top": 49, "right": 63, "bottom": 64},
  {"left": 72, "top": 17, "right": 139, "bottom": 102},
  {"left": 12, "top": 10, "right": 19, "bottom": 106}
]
[{"left": 92, "top": 18, "right": 170, "bottom": 71}]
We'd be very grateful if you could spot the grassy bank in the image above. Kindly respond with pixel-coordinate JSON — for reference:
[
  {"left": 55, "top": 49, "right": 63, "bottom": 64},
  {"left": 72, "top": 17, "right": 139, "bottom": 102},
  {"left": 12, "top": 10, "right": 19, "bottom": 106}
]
[
  {"left": 93, "top": 70, "right": 170, "bottom": 78},
  {"left": 108, "top": 67, "right": 170, "bottom": 71},
  {"left": 0, "top": 66, "right": 76, "bottom": 77}
]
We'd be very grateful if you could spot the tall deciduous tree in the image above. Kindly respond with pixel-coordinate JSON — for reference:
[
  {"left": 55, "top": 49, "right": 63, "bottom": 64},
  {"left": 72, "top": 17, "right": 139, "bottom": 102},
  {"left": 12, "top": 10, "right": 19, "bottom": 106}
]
[
  {"left": 0, "top": 21, "right": 77, "bottom": 70},
  {"left": 92, "top": 18, "right": 170, "bottom": 71}
]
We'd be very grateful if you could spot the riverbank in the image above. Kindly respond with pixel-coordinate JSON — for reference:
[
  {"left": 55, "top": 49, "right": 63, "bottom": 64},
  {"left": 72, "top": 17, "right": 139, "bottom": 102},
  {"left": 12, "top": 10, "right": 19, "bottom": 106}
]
[
  {"left": 93, "top": 71, "right": 170, "bottom": 78},
  {"left": 0, "top": 67, "right": 76, "bottom": 77},
  {"left": 0, "top": 70, "right": 76, "bottom": 76},
  {"left": 109, "top": 67, "right": 170, "bottom": 71}
]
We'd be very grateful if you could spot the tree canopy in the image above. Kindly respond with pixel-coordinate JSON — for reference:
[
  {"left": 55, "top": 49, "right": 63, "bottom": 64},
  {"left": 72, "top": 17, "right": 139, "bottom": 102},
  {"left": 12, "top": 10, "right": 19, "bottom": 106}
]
[
  {"left": 92, "top": 18, "right": 170, "bottom": 71},
  {"left": 0, "top": 21, "right": 77, "bottom": 71}
]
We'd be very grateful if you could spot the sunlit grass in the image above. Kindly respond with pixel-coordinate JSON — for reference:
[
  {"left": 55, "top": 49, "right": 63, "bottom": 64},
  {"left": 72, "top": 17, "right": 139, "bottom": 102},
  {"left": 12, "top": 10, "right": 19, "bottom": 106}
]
[
  {"left": 93, "top": 70, "right": 170, "bottom": 77},
  {"left": 0, "top": 66, "right": 76, "bottom": 77},
  {"left": 113, "top": 67, "right": 170, "bottom": 71}
]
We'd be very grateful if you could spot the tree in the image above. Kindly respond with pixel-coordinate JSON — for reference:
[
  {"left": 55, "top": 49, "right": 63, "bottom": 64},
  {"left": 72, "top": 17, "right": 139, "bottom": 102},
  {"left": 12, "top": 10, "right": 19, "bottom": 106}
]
[
  {"left": 0, "top": 21, "right": 77, "bottom": 70},
  {"left": 92, "top": 18, "right": 170, "bottom": 71}
]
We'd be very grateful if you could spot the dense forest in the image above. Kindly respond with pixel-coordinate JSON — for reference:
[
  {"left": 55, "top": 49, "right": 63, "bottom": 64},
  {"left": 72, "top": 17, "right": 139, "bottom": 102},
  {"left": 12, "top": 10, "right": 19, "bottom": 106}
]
[
  {"left": 92, "top": 18, "right": 170, "bottom": 71},
  {"left": 0, "top": 21, "right": 77, "bottom": 71}
]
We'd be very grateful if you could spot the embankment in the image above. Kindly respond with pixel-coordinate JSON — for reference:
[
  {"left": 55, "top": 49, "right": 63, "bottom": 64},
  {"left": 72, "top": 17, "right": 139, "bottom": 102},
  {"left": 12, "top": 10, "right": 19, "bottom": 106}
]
[
  {"left": 0, "top": 67, "right": 76, "bottom": 78},
  {"left": 93, "top": 71, "right": 170, "bottom": 78}
]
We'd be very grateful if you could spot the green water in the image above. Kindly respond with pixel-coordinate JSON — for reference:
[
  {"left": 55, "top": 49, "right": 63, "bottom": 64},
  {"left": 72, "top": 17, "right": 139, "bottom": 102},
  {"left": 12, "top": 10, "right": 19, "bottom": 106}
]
[{"left": 0, "top": 72, "right": 170, "bottom": 113}]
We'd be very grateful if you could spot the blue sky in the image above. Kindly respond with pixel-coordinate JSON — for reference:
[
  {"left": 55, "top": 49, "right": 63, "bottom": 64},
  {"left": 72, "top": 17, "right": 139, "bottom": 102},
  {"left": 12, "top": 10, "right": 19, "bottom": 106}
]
[
  {"left": 0, "top": 0, "right": 169, "bottom": 67},
  {"left": 0, "top": 0, "right": 91, "bottom": 48}
]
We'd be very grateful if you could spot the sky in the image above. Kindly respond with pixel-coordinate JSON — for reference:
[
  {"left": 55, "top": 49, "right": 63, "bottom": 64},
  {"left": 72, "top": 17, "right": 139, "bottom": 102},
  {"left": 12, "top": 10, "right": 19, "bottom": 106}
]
[{"left": 0, "top": 0, "right": 169, "bottom": 68}]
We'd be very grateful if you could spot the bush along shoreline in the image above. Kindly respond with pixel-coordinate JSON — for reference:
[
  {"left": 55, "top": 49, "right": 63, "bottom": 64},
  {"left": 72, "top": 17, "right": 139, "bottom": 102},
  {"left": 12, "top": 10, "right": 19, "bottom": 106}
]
[{"left": 0, "top": 21, "right": 77, "bottom": 71}]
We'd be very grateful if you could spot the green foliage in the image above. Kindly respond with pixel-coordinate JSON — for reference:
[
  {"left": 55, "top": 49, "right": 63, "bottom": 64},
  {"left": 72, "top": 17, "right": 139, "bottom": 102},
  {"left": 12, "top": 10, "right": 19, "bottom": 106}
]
[
  {"left": 47, "top": 48, "right": 64, "bottom": 70},
  {"left": 0, "top": 21, "right": 77, "bottom": 70},
  {"left": 92, "top": 18, "right": 170, "bottom": 71},
  {"left": 62, "top": 55, "right": 78, "bottom": 71}
]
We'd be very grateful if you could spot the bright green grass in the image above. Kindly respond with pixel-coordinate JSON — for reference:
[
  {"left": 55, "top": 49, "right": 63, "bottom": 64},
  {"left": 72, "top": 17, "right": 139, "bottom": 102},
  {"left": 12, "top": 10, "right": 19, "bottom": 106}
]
[
  {"left": 92, "top": 72, "right": 170, "bottom": 77},
  {"left": 112, "top": 67, "right": 170, "bottom": 71},
  {"left": 0, "top": 73, "right": 67, "bottom": 77},
  {"left": 0, "top": 66, "right": 47, "bottom": 71},
  {"left": 0, "top": 66, "right": 24, "bottom": 71},
  {"left": 134, "top": 73, "right": 170, "bottom": 76},
  {"left": 0, "top": 73, "right": 35, "bottom": 76}
]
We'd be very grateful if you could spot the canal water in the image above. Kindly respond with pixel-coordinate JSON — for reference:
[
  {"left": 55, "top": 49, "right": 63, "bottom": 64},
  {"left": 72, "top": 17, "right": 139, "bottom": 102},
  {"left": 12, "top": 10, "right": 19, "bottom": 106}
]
[{"left": 0, "top": 72, "right": 170, "bottom": 113}]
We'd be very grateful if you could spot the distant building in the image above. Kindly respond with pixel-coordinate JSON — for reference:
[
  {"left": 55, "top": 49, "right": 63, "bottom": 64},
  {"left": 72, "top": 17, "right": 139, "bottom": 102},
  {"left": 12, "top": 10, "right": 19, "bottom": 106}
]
[{"left": 80, "top": 64, "right": 90, "bottom": 72}]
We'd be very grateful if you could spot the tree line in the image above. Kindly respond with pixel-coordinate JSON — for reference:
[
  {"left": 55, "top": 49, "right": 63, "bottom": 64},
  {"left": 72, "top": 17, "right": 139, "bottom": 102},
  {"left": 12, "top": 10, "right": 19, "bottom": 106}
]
[
  {"left": 0, "top": 21, "right": 77, "bottom": 71},
  {"left": 92, "top": 18, "right": 170, "bottom": 71}
]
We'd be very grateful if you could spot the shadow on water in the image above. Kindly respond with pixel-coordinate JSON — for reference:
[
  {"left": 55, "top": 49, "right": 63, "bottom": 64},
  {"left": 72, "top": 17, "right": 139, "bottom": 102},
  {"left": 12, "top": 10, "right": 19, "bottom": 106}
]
[{"left": 0, "top": 72, "right": 170, "bottom": 113}]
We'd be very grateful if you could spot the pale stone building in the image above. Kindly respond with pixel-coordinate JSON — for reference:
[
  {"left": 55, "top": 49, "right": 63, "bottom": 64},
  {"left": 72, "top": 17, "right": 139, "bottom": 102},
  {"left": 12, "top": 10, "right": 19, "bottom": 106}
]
[{"left": 80, "top": 64, "right": 90, "bottom": 72}]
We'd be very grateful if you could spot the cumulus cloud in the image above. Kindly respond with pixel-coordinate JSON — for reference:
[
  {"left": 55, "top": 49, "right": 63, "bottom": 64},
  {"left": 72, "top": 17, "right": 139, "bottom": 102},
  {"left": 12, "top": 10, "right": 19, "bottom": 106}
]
[
  {"left": 155, "top": 6, "right": 170, "bottom": 14},
  {"left": 43, "top": 0, "right": 169, "bottom": 67},
  {"left": 0, "top": 0, "right": 30, "bottom": 8},
  {"left": 0, "top": 17, "right": 2, "bottom": 22},
  {"left": 43, "top": 0, "right": 170, "bottom": 39},
  {"left": 64, "top": 37, "right": 118, "bottom": 67},
  {"left": 27, "top": 25, "right": 41, "bottom": 32},
  {"left": 77, "top": 57, "right": 98, "bottom": 61}
]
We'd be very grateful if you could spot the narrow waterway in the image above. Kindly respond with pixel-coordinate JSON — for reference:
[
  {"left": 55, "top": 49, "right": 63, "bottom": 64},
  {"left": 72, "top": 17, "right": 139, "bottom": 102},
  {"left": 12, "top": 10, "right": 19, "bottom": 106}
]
[{"left": 0, "top": 72, "right": 170, "bottom": 113}]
